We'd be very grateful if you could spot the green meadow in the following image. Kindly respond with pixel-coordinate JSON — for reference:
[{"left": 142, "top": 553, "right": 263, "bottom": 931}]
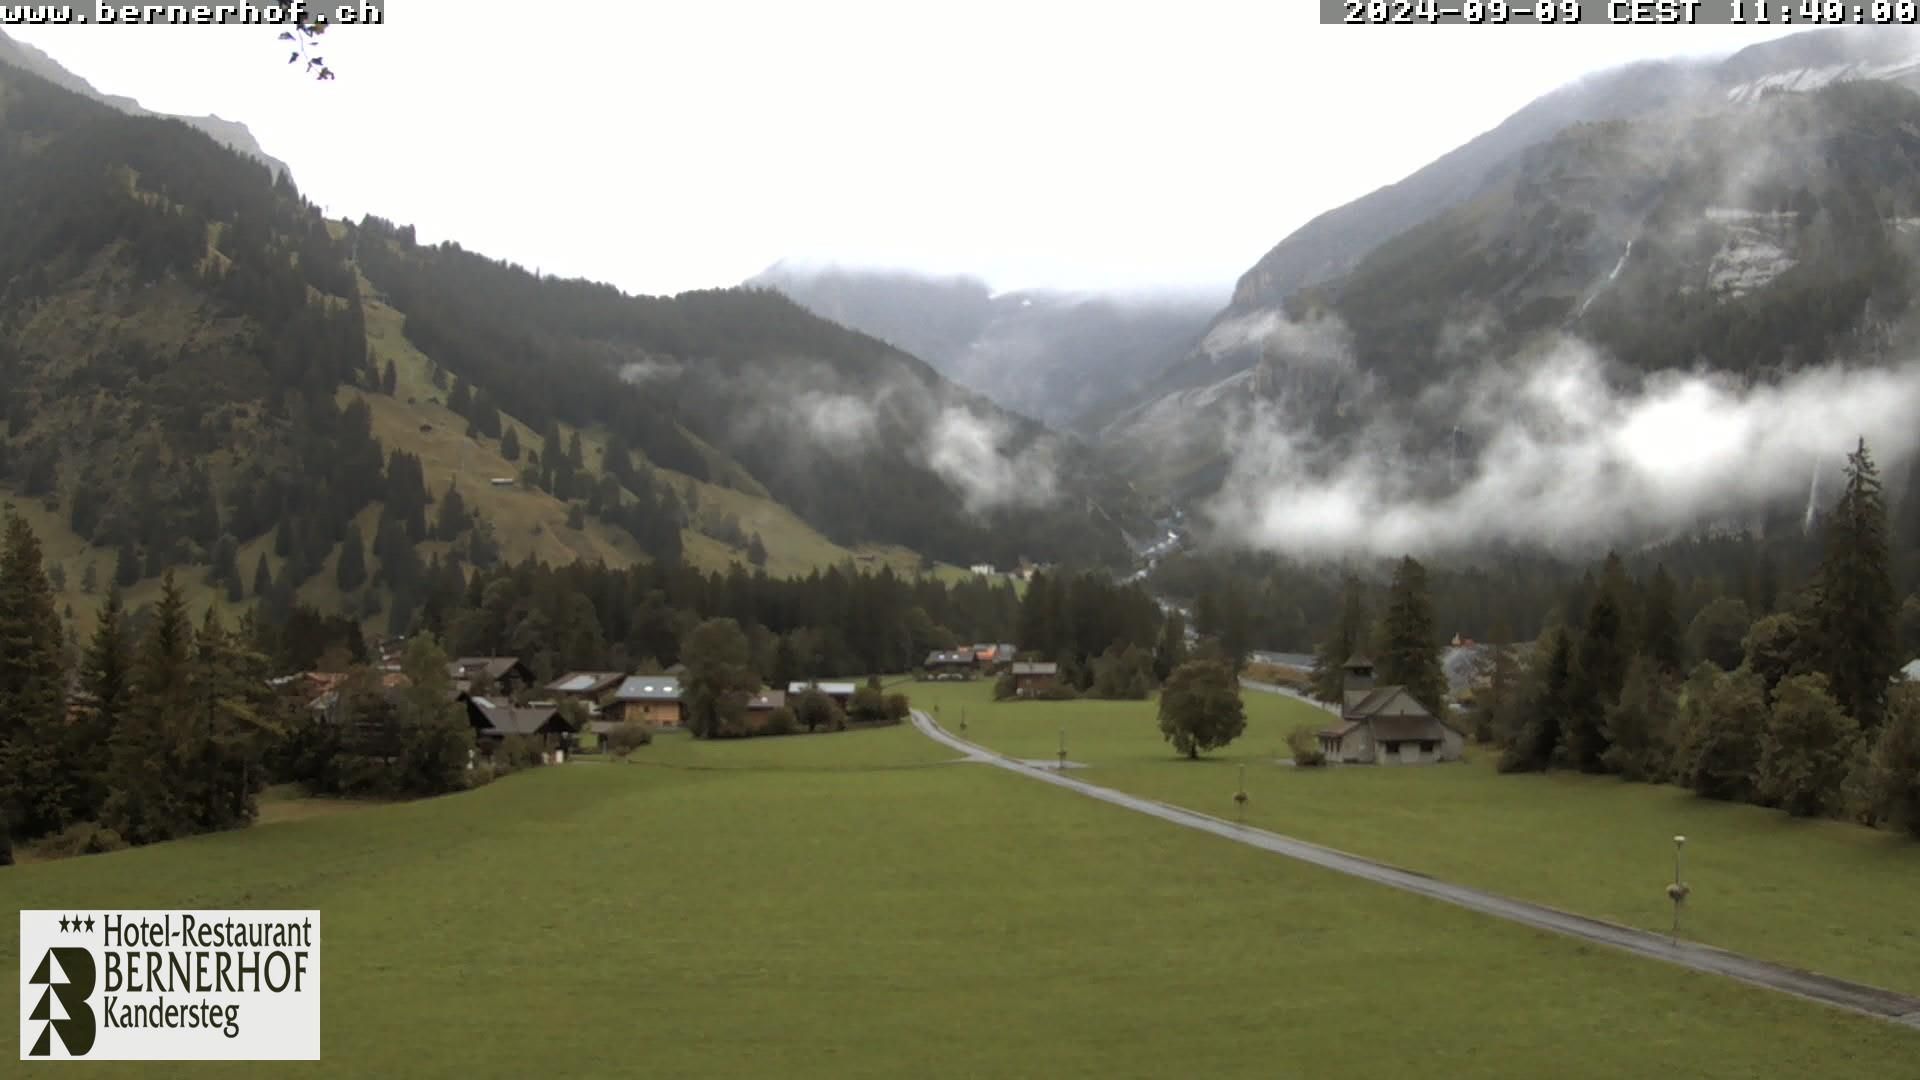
[
  {"left": 5, "top": 723, "right": 1918, "bottom": 1077},
  {"left": 910, "top": 679, "right": 1920, "bottom": 996}
]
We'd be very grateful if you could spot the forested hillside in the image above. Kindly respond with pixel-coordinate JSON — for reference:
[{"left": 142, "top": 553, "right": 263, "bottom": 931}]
[{"left": 0, "top": 56, "right": 1142, "bottom": 643}]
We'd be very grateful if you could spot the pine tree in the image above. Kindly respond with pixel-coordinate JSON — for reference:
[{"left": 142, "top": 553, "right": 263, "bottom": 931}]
[
  {"left": 500, "top": 425, "right": 521, "bottom": 462},
  {"left": 114, "top": 539, "right": 140, "bottom": 588},
  {"left": 1153, "top": 610, "right": 1188, "bottom": 683},
  {"left": 380, "top": 359, "right": 398, "bottom": 395},
  {"left": 71, "top": 584, "right": 131, "bottom": 821},
  {"left": 103, "top": 571, "right": 197, "bottom": 844},
  {"left": 1309, "top": 574, "right": 1367, "bottom": 704},
  {"left": 0, "top": 514, "right": 75, "bottom": 837},
  {"left": 746, "top": 533, "right": 768, "bottom": 569},
  {"left": 1810, "top": 438, "right": 1898, "bottom": 731},
  {"left": 252, "top": 552, "right": 272, "bottom": 599},
  {"left": 1566, "top": 575, "right": 1629, "bottom": 773},
  {"left": 1640, "top": 564, "right": 1683, "bottom": 676},
  {"left": 336, "top": 523, "right": 367, "bottom": 592},
  {"left": 1377, "top": 557, "right": 1447, "bottom": 716},
  {"left": 187, "top": 606, "right": 275, "bottom": 831}
]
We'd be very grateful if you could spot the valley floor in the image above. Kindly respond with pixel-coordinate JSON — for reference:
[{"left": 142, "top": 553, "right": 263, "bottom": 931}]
[
  {"left": 908, "top": 680, "right": 1920, "bottom": 997},
  {"left": 5, "top": 724, "right": 1917, "bottom": 1077}
]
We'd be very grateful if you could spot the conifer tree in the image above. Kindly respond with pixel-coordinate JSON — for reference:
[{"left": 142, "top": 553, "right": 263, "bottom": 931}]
[
  {"left": 1377, "top": 557, "right": 1446, "bottom": 716},
  {"left": 336, "top": 523, "right": 367, "bottom": 592},
  {"left": 0, "top": 514, "right": 75, "bottom": 837},
  {"left": 1310, "top": 574, "right": 1367, "bottom": 704},
  {"left": 72, "top": 583, "right": 131, "bottom": 821},
  {"left": 500, "top": 425, "right": 521, "bottom": 462},
  {"left": 1640, "top": 564, "right": 1683, "bottom": 675},
  {"left": 252, "top": 552, "right": 273, "bottom": 599},
  {"left": 1153, "top": 610, "right": 1188, "bottom": 683},
  {"left": 1810, "top": 438, "right": 1898, "bottom": 730},
  {"left": 1566, "top": 573, "right": 1629, "bottom": 772},
  {"left": 381, "top": 359, "right": 398, "bottom": 395},
  {"left": 103, "top": 571, "right": 197, "bottom": 844}
]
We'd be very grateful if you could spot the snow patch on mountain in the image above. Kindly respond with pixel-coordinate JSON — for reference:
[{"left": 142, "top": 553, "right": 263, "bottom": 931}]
[{"left": 1725, "top": 56, "right": 1920, "bottom": 105}]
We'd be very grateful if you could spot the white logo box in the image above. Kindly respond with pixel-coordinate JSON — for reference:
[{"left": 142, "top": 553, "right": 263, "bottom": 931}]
[{"left": 20, "top": 909, "right": 320, "bottom": 1061}]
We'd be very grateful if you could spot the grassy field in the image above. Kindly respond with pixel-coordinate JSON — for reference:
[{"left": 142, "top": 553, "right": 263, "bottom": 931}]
[
  {"left": 909, "top": 679, "right": 1920, "bottom": 996},
  {"left": 5, "top": 723, "right": 1917, "bottom": 1077}
]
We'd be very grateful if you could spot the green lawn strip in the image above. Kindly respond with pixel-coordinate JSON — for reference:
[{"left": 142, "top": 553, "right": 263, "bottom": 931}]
[
  {"left": 910, "top": 679, "right": 1920, "bottom": 995},
  {"left": 5, "top": 728, "right": 1916, "bottom": 1077}
]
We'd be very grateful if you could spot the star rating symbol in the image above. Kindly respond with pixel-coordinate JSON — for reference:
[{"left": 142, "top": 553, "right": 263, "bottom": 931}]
[{"left": 56, "top": 914, "right": 92, "bottom": 933}]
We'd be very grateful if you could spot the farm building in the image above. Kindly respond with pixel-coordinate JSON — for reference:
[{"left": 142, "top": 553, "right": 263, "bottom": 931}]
[
  {"left": 1009, "top": 661, "right": 1059, "bottom": 696},
  {"left": 544, "top": 671, "right": 627, "bottom": 711},
  {"left": 742, "top": 690, "right": 788, "bottom": 733},
  {"left": 1316, "top": 656, "right": 1464, "bottom": 766},
  {"left": 787, "top": 681, "right": 856, "bottom": 710},
  {"left": 605, "top": 675, "right": 685, "bottom": 729},
  {"left": 448, "top": 656, "right": 537, "bottom": 699},
  {"left": 924, "top": 650, "right": 975, "bottom": 679},
  {"left": 464, "top": 696, "right": 574, "bottom": 747}
]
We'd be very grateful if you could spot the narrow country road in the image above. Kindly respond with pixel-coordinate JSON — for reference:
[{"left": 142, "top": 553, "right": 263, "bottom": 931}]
[
  {"left": 1238, "top": 678, "right": 1339, "bottom": 714},
  {"left": 910, "top": 710, "right": 1920, "bottom": 1031}
]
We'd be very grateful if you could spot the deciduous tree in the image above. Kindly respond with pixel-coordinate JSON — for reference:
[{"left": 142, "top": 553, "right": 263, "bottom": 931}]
[{"left": 1157, "top": 658, "right": 1245, "bottom": 760}]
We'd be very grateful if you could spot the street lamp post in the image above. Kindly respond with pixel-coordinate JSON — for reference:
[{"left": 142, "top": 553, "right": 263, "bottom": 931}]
[
  {"left": 959, "top": 707, "right": 967, "bottom": 740},
  {"left": 1057, "top": 729, "right": 1067, "bottom": 771},
  {"left": 1234, "top": 763, "right": 1248, "bottom": 824},
  {"left": 1667, "top": 835, "right": 1690, "bottom": 942}
]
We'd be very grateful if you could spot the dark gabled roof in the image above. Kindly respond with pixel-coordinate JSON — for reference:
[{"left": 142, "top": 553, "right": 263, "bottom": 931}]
[
  {"left": 1343, "top": 653, "right": 1375, "bottom": 668},
  {"left": 466, "top": 696, "right": 570, "bottom": 736},
  {"left": 1367, "top": 714, "right": 1455, "bottom": 743},
  {"left": 1343, "top": 685, "right": 1409, "bottom": 720},
  {"left": 926, "top": 650, "right": 974, "bottom": 665},
  {"left": 1011, "top": 662, "right": 1058, "bottom": 676},
  {"left": 451, "top": 657, "right": 528, "bottom": 681}
]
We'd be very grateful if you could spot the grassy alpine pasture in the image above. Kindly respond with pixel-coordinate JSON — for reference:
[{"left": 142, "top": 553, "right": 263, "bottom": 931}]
[
  {"left": 910, "top": 679, "right": 1920, "bottom": 996},
  {"left": 6, "top": 722, "right": 1917, "bottom": 1077}
]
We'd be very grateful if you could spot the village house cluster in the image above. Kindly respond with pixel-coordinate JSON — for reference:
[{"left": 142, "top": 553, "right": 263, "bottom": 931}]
[{"left": 274, "top": 646, "right": 863, "bottom": 755}]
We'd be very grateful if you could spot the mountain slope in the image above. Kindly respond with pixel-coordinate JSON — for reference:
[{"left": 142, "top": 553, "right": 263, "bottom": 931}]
[
  {"left": 1102, "top": 28, "right": 1920, "bottom": 504},
  {"left": 0, "top": 57, "right": 1139, "bottom": 640},
  {"left": 0, "top": 29, "right": 292, "bottom": 179},
  {"left": 750, "top": 262, "right": 1218, "bottom": 429}
]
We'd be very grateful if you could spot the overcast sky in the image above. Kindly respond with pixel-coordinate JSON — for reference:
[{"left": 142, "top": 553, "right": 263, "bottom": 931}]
[{"left": 10, "top": 4, "right": 1802, "bottom": 298}]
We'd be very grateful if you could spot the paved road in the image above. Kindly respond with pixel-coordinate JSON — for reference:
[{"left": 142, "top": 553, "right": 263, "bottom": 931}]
[
  {"left": 911, "top": 710, "right": 1920, "bottom": 1030},
  {"left": 1238, "top": 678, "right": 1338, "bottom": 714}
]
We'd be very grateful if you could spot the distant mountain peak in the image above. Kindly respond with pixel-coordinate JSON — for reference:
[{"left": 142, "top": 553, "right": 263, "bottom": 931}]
[{"left": 0, "top": 29, "right": 291, "bottom": 180}]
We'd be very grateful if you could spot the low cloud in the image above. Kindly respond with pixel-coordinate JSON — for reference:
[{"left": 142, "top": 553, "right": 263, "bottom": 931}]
[
  {"left": 923, "top": 407, "right": 1060, "bottom": 513},
  {"left": 790, "top": 389, "right": 879, "bottom": 455},
  {"left": 1206, "top": 336, "right": 1920, "bottom": 559},
  {"left": 618, "top": 357, "right": 679, "bottom": 384}
]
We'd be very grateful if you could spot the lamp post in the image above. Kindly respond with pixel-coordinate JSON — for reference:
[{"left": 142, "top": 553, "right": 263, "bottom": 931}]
[
  {"left": 1234, "top": 763, "right": 1248, "bottom": 824},
  {"left": 1667, "top": 835, "right": 1690, "bottom": 942},
  {"left": 959, "top": 707, "right": 967, "bottom": 740},
  {"left": 1057, "top": 728, "right": 1067, "bottom": 771}
]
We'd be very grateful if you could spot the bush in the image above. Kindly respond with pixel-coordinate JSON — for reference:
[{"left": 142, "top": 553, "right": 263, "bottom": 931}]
[
  {"left": 884, "top": 692, "right": 911, "bottom": 723},
  {"left": 848, "top": 686, "right": 890, "bottom": 725},
  {"left": 795, "top": 688, "right": 846, "bottom": 732},
  {"left": 495, "top": 734, "right": 548, "bottom": 772},
  {"left": 37, "top": 822, "right": 129, "bottom": 859},
  {"left": 761, "top": 705, "right": 798, "bottom": 736},
  {"left": 1032, "top": 683, "right": 1079, "bottom": 701},
  {"left": 1286, "top": 725, "right": 1327, "bottom": 767},
  {"left": 992, "top": 673, "right": 1016, "bottom": 701},
  {"left": 605, "top": 720, "right": 654, "bottom": 758}
]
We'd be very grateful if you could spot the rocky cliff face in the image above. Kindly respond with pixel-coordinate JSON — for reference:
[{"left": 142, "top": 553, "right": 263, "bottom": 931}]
[{"left": 0, "top": 30, "right": 292, "bottom": 180}]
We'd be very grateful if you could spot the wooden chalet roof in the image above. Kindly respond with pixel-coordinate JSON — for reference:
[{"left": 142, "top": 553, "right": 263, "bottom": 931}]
[
  {"left": 745, "top": 690, "right": 787, "bottom": 710},
  {"left": 926, "top": 650, "right": 974, "bottom": 665},
  {"left": 546, "top": 671, "right": 626, "bottom": 696},
  {"left": 1011, "top": 662, "right": 1058, "bottom": 676},
  {"left": 612, "top": 675, "right": 682, "bottom": 702}
]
